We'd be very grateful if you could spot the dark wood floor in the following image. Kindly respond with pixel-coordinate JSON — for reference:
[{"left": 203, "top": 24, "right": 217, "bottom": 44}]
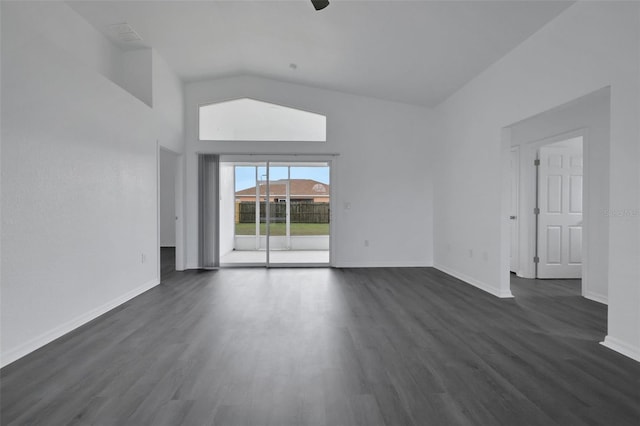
[
  {"left": 2, "top": 258, "right": 639, "bottom": 425},
  {"left": 161, "top": 246, "right": 177, "bottom": 281}
]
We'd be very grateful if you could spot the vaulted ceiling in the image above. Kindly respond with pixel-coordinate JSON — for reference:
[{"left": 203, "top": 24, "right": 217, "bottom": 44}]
[{"left": 68, "top": 0, "right": 574, "bottom": 107}]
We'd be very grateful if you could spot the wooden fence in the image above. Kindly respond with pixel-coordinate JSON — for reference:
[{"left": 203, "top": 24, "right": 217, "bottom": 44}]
[{"left": 238, "top": 202, "right": 330, "bottom": 223}]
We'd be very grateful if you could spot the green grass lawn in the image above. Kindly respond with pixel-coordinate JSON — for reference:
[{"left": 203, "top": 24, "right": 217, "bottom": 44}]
[{"left": 235, "top": 223, "right": 329, "bottom": 236}]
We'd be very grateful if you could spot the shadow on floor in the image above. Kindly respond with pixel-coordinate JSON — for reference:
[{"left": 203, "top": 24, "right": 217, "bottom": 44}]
[{"left": 160, "top": 246, "right": 176, "bottom": 281}]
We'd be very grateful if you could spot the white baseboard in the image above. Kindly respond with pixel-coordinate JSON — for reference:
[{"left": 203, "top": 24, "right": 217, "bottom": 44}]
[
  {"left": 1, "top": 277, "right": 160, "bottom": 368},
  {"left": 583, "top": 291, "right": 608, "bottom": 305},
  {"left": 601, "top": 336, "right": 640, "bottom": 363},
  {"left": 433, "top": 263, "right": 514, "bottom": 298},
  {"left": 333, "top": 260, "right": 432, "bottom": 268},
  {"left": 184, "top": 262, "right": 432, "bottom": 269}
]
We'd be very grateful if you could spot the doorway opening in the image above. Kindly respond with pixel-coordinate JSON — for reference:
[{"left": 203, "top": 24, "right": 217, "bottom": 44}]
[
  {"left": 509, "top": 132, "right": 585, "bottom": 289},
  {"left": 159, "top": 148, "right": 179, "bottom": 281},
  {"left": 219, "top": 160, "right": 331, "bottom": 267},
  {"left": 505, "top": 87, "right": 610, "bottom": 303}
]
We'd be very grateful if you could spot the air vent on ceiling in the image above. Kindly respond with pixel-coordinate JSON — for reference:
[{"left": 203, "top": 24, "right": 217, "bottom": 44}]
[{"left": 109, "top": 23, "right": 143, "bottom": 42}]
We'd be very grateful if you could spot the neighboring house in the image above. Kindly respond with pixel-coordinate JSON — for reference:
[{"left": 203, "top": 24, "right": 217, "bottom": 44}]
[{"left": 235, "top": 179, "right": 330, "bottom": 203}]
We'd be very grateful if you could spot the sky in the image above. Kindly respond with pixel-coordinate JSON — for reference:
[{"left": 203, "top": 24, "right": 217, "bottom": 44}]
[{"left": 235, "top": 166, "right": 330, "bottom": 191}]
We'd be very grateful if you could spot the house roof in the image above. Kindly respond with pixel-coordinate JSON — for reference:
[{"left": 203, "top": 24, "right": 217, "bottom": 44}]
[{"left": 236, "top": 179, "right": 329, "bottom": 198}]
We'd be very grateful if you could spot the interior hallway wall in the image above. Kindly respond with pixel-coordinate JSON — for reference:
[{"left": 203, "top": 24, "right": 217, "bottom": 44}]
[
  {"left": 433, "top": 1, "right": 640, "bottom": 360},
  {"left": 1, "top": 1, "right": 184, "bottom": 367},
  {"left": 510, "top": 89, "right": 610, "bottom": 304}
]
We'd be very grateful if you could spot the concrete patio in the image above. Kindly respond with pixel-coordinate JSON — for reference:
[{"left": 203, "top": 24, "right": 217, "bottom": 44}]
[{"left": 220, "top": 249, "right": 329, "bottom": 265}]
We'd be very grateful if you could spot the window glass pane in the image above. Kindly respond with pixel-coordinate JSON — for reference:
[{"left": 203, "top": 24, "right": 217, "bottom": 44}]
[{"left": 199, "top": 98, "right": 326, "bottom": 141}]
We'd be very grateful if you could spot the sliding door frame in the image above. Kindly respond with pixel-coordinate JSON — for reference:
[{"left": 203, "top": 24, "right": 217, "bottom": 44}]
[{"left": 216, "top": 154, "right": 337, "bottom": 268}]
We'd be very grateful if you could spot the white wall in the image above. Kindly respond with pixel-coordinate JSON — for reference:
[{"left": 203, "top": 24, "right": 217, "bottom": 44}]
[
  {"left": 160, "top": 149, "right": 177, "bottom": 247},
  {"left": 0, "top": 3, "right": 3, "bottom": 325},
  {"left": 434, "top": 2, "right": 640, "bottom": 360},
  {"left": 0, "top": 1, "right": 184, "bottom": 367},
  {"left": 152, "top": 50, "right": 184, "bottom": 154},
  {"left": 219, "top": 163, "right": 235, "bottom": 257},
  {"left": 184, "top": 75, "right": 435, "bottom": 268},
  {"left": 1, "top": 1, "right": 122, "bottom": 88},
  {"left": 510, "top": 89, "right": 610, "bottom": 303},
  {"left": 120, "top": 49, "right": 153, "bottom": 107}
]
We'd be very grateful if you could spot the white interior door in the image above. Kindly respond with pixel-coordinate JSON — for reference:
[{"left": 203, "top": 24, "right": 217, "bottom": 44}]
[
  {"left": 510, "top": 148, "right": 519, "bottom": 272},
  {"left": 537, "top": 139, "right": 583, "bottom": 278}
]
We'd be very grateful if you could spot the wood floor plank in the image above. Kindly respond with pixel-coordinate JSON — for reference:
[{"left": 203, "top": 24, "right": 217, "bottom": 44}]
[{"left": 2, "top": 258, "right": 639, "bottom": 425}]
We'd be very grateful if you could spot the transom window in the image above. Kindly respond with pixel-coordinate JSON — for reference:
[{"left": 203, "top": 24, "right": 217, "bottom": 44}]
[{"left": 199, "top": 98, "right": 326, "bottom": 141}]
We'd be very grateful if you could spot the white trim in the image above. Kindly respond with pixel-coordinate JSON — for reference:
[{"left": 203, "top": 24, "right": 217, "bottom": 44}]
[
  {"left": 0, "top": 278, "right": 160, "bottom": 368},
  {"left": 175, "top": 153, "right": 185, "bottom": 271},
  {"left": 580, "top": 130, "right": 591, "bottom": 295},
  {"left": 434, "top": 263, "right": 514, "bottom": 298},
  {"left": 583, "top": 290, "right": 608, "bottom": 305},
  {"left": 216, "top": 153, "right": 338, "bottom": 163},
  {"left": 156, "top": 141, "right": 161, "bottom": 282},
  {"left": 601, "top": 336, "right": 640, "bottom": 363},
  {"left": 328, "top": 158, "right": 335, "bottom": 267},
  {"left": 335, "top": 261, "right": 433, "bottom": 268},
  {"left": 509, "top": 145, "right": 520, "bottom": 274}
]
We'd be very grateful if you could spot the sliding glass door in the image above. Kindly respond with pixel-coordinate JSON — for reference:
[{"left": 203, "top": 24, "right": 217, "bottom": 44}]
[
  {"left": 218, "top": 162, "right": 267, "bottom": 266},
  {"left": 268, "top": 163, "right": 330, "bottom": 265},
  {"left": 219, "top": 160, "right": 331, "bottom": 267}
]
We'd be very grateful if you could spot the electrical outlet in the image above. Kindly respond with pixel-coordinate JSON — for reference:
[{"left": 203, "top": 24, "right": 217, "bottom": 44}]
[
  {"left": 141, "top": 253, "right": 146, "bottom": 264},
  {"left": 364, "top": 240, "right": 370, "bottom": 247},
  {"left": 468, "top": 249, "right": 473, "bottom": 258}
]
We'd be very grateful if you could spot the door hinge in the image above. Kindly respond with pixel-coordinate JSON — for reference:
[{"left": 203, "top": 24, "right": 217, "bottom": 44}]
[
  {"left": 533, "top": 207, "right": 540, "bottom": 215},
  {"left": 534, "top": 159, "right": 540, "bottom": 166},
  {"left": 533, "top": 256, "right": 540, "bottom": 264}
]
